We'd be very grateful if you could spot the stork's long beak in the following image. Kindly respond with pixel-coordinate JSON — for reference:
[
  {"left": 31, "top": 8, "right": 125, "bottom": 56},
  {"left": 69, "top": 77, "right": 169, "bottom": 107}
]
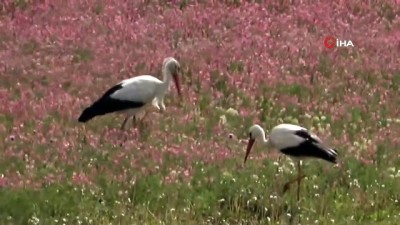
[
  {"left": 244, "top": 138, "right": 255, "bottom": 164},
  {"left": 172, "top": 72, "right": 182, "bottom": 98}
]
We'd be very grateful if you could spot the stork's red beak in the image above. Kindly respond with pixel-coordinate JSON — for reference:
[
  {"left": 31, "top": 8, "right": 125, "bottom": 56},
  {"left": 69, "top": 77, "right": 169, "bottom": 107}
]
[
  {"left": 172, "top": 73, "right": 182, "bottom": 97},
  {"left": 244, "top": 138, "right": 255, "bottom": 164}
]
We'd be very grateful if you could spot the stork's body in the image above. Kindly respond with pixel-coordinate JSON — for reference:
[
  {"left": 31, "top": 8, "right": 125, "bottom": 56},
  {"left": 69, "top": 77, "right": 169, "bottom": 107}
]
[
  {"left": 244, "top": 123, "right": 338, "bottom": 201},
  {"left": 78, "top": 57, "right": 182, "bottom": 130}
]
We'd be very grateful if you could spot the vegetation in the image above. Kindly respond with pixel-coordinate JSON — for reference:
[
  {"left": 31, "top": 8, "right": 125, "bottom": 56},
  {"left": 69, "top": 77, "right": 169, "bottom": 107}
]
[{"left": 0, "top": 0, "right": 399, "bottom": 224}]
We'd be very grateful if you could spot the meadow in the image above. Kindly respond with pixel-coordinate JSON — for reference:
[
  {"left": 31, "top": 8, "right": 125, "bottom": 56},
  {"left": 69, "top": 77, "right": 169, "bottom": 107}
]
[{"left": 0, "top": 0, "right": 400, "bottom": 224}]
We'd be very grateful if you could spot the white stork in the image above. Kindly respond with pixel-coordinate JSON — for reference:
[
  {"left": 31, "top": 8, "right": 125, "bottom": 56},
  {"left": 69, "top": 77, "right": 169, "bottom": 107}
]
[
  {"left": 78, "top": 57, "right": 182, "bottom": 130},
  {"left": 244, "top": 123, "right": 338, "bottom": 201}
]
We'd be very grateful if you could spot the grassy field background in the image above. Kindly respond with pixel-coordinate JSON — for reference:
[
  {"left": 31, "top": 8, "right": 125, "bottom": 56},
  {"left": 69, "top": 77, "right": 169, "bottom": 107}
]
[{"left": 1, "top": 0, "right": 400, "bottom": 224}]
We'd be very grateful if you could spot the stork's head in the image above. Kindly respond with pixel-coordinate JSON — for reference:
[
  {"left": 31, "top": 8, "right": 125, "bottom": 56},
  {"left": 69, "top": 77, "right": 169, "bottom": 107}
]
[
  {"left": 244, "top": 124, "right": 268, "bottom": 163},
  {"left": 163, "top": 57, "right": 182, "bottom": 97}
]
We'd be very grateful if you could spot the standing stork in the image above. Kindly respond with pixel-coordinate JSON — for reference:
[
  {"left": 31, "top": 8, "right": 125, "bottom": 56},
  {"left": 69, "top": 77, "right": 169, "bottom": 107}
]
[
  {"left": 244, "top": 123, "right": 338, "bottom": 201},
  {"left": 78, "top": 57, "right": 182, "bottom": 130}
]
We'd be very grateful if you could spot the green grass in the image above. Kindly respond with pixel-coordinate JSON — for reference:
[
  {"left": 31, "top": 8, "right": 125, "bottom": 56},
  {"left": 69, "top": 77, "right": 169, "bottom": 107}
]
[
  {"left": 72, "top": 48, "right": 94, "bottom": 64},
  {"left": 20, "top": 40, "right": 39, "bottom": 55},
  {"left": 2, "top": 71, "right": 400, "bottom": 224},
  {"left": 1, "top": 3, "right": 399, "bottom": 223},
  {"left": 0, "top": 156, "right": 399, "bottom": 224}
]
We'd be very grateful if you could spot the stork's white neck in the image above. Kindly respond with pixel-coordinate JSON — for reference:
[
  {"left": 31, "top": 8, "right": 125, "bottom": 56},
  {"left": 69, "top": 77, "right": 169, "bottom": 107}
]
[
  {"left": 153, "top": 66, "right": 173, "bottom": 102},
  {"left": 258, "top": 134, "right": 269, "bottom": 146},
  {"left": 251, "top": 126, "right": 269, "bottom": 146},
  {"left": 162, "top": 66, "right": 173, "bottom": 81}
]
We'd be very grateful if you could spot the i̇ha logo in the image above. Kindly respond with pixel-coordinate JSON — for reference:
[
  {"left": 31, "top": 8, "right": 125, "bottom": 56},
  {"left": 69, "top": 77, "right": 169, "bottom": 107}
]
[{"left": 324, "top": 36, "right": 354, "bottom": 49}]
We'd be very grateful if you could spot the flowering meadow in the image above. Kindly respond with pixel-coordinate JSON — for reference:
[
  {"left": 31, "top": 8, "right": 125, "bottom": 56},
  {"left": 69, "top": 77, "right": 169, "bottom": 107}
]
[{"left": 1, "top": 0, "right": 400, "bottom": 224}]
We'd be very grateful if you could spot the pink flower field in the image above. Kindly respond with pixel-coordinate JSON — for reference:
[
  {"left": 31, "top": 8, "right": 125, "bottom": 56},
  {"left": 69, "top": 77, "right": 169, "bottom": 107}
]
[{"left": 0, "top": 0, "right": 400, "bottom": 224}]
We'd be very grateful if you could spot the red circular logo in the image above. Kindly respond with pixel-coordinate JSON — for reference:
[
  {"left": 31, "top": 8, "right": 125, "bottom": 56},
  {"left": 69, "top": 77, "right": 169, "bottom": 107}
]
[{"left": 324, "top": 36, "right": 336, "bottom": 49}]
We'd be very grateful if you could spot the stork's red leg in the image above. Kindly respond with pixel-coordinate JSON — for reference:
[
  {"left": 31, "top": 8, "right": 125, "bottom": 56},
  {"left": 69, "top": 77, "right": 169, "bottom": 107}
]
[
  {"left": 282, "top": 161, "right": 306, "bottom": 197},
  {"left": 120, "top": 117, "right": 128, "bottom": 130},
  {"left": 131, "top": 116, "right": 137, "bottom": 127},
  {"left": 297, "top": 161, "right": 301, "bottom": 202},
  {"left": 138, "top": 117, "right": 145, "bottom": 132},
  {"left": 141, "top": 111, "right": 149, "bottom": 122}
]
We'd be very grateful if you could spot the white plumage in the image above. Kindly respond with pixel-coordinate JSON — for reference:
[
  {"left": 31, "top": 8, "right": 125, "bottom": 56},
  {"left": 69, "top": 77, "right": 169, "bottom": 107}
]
[
  {"left": 244, "top": 123, "right": 338, "bottom": 201},
  {"left": 268, "top": 124, "right": 310, "bottom": 149},
  {"left": 112, "top": 75, "right": 165, "bottom": 112},
  {"left": 78, "top": 57, "right": 182, "bottom": 130}
]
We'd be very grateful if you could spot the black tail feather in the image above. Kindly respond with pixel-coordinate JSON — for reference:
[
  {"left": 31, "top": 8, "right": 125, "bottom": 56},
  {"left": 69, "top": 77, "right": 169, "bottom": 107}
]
[
  {"left": 323, "top": 148, "right": 338, "bottom": 164},
  {"left": 78, "top": 106, "right": 98, "bottom": 122},
  {"left": 78, "top": 100, "right": 114, "bottom": 122},
  {"left": 78, "top": 97, "right": 146, "bottom": 123},
  {"left": 280, "top": 143, "right": 338, "bottom": 164}
]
